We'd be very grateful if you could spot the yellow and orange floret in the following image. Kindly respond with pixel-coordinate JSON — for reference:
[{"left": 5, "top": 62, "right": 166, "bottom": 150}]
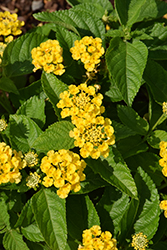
[
  {"left": 31, "top": 39, "right": 65, "bottom": 75},
  {"left": 159, "top": 200, "right": 167, "bottom": 218},
  {"left": 40, "top": 149, "right": 86, "bottom": 198},
  {"left": 57, "top": 83, "right": 115, "bottom": 159},
  {"left": 78, "top": 225, "right": 118, "bottom": 250},
  {"left": 0, "top": 142, "right": 26, "bottom": 185},
  {"left": 70, "top": 36, "right": 105, "bottom": 72}
]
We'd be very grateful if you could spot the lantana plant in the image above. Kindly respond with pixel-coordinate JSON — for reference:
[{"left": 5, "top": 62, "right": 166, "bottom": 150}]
[{"left": 1, "top": 0, "right": 167, "bottom": 249}]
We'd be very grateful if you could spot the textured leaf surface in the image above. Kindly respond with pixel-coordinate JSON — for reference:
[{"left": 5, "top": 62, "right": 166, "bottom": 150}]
[
  {"left": 66, "top": 0, "right": 113, "bottom": 11},
  {"left": 16, "top": 96, "right": 46, "bottom": 128},
  {"left": 2, "top": 33, "right": 46, "bottom": 77},
  {"left": 3, "top": 230, "right": 29, "bottom": 250},
  {"left": 21, "top": 224, "right": 44, "bottom": 242},
  {"left": 32, "top": 121, "right": 74, "bottom": 153},
  {"left": 33, "top": 8, "right": 105, "bottom": 40},
  {"left": 86, "top": 146, "right": 138, "bottom": 198},
  {"left": 32, "top": 189, "right": 67, "bottom": 250},
  {"left": 66, "top": 195, "right": 100, "bottom": 240},
  {"left": 0, "top": 199, "right": 10, "bottom": 234},
  {"left": 137, "top": 0, "right": 167, "bottom": 22},
  {"left": 144, "top": 59, "right": 167, "bottom": 104},
  {"left": 115, "top": 0, "right": 146, "bottom": 27},
  {"left": 9, "top": 114, "right": 42, "bottom": 153},
  {"left": 41, "top": 72, "right": 68, "bottom": 119},
  {"left": 117, "top": 105, "right": 149, "bottom": 135},
  {"left": 134, "top": 167, "right": 160, "bottom": 239},
  {"left": 106, "top": 37, "right": 148, "bottom": 106}
]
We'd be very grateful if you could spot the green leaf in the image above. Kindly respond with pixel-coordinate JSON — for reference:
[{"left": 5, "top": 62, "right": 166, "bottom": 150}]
[
  {"left": 112, "top": 120, "right": 137, "bottom": 141},
  {"left": 117, "top": 105, "right": 149, "bottom": 135},
  {"left": 126, "top": 152, "right": 163, "bottom": 186},
  {"left": 66, "top": 195, "right": 100, "bottom": 240},
  {"left": 3, "top": 230, "right": 30, "bottom": 250},
  {"left": 134, "top": 167, "right": 160, "bottom": 239},
  {"left": 8, "top": 114, "right": 42, "bottom": 153},
  {"left": 147, "top": 130, "right": 167, "bottom": 149},
  {"left": 21, "top": 223, "right": 44, "bottom": 242},
  {"left": 0, "top": 199, "right": 10, "bottom": 234},
  {"left": 41, "top": 72, "right": 68, "bottom": 119},
  {"left": 105, "top": 78, "right": 123, "bottom": 102},
  {"left": 96, "top": 186, "right": 131, "bottom": 237},
  {"left": 144, "top": 59, "right": 167, "bottom": 104},
  {"left": 32, "top": 120, "right": 74, "bottom": 153},
  {"left": 0, "top": 77, "right": 19, "bottom": 94},
  {"left": 14, "top": 199, "right": 34, "bottom": 228},
  {"left": 33, "top": 8, "right": 105, "bottom": 40},
  {"left": 78, "top": 166, "right": 109, "bottom": 194},
  {"left": 32, "top": 188, "right": 67, "bottom": 250},
  {"left": 16, "top": 96, "right": 46, "bottom": 128},
  {"left": 136, "top": 0, "right": 167, "bottom": 22},
  {"left": 66, "top": 0, "right": 113, "bottom": 12},
  {"left": 86, "top": 146, "right": 138, "bottom": 198},
  {"left": 117, "top": 135, "right": 149, "bottom": 159},
  {"left": 9, "top": 79, "right": 43, "bottom": 108},
  {"left": 115, "top": 0, "right": 146, "bottom": 27},
  {"left": 106, "top": 37, "right": 148, "bottom": 106},
  {"left": 2, "top": 32, "right": 46, "bottom": 77}
]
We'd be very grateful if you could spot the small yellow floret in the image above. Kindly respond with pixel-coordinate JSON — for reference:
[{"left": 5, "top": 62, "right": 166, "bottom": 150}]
[
  {"left": 26, "top": 172, "right": 41, "bottom": 189},
  {"left": 24, "top": 151, "right": 38, "bottom": 167},
  {"left": 159, "top": 141, "right": 167, "bottom": 177},
  {"left": 0, "top": 119, "right": 7, "bottom": 131}
]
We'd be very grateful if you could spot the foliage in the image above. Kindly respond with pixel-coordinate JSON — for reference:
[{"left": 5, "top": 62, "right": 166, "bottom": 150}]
[{"left": 1, "top": 0, "right": 167, "bottom": 249}]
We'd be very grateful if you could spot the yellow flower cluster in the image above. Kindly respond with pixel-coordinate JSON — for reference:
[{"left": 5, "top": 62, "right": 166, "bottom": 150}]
[
  {"left": 0, "top": 142, "right": 26, "bottom": 185},
  {"left": 40, "top": 149, "right": 86, "bottom": 198},
  {"left": 57, "top": 83, "right": 105, "bottom": 123},
  {"left": 159, "top": 200, "right": 167, "bottom": 218},
  {"left": 131, "top": 232, "right": 148, "bottom": 250},
  {"left": 78, "top": 225, "right": 118, "bottom": 250},
  {"left": 159, "top": 141, "right": 167, "bottom": 176},
  {"left": 57, "top": 83, "right": 115, "bottom": 159},
  {"left": 70, "top": 36, "right": 105, "bottom": 72},
  {"left": 69, "top": 116, "right": 115, "bottom": 159},
  {"left": 31, "top": 39, "right": 65, "bottom": 75},
  {"left": 0, "top": 11, "right": 24, "bottom": 37}
]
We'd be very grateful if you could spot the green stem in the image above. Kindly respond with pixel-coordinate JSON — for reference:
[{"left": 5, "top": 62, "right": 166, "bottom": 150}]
[{"left": 151, "top": 113, "right": 166, "bottom": 132}]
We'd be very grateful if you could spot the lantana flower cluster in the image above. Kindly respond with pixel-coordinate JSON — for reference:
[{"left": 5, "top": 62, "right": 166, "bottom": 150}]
[
  {"left": 31, "top": 39, "right": 65, "bottom": 75},
  {"left": 0, "top": 11, "right": 24, "bottom": 63},
  {"left": 159, "top": 141, "right": 167, "bottom": 176},
  {"left": 159, "top": 200, "right": 167, "bottom": 218},
  {"left": 57, "top": 83, "right": 115, "bottom": 159},
  {"left": 131, "top": 232, "right": 148, "bottom": 250},
  {"left": 0, "top": 142, "right": 26, "bottom": 185},
  {"left": 40, "top": 149, "right": 86, "bottom": 198},
  {"left": 70, "top": 36, "right": 105, "bottom": 72},
  {"left": 78, "top": 225, "right": 118, "bottom": 250}
]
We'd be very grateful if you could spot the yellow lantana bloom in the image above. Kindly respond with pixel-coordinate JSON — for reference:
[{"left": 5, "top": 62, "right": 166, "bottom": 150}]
[
  {"left": 70, "top": 36, "right": 105, "bottom": 72},
  {"left": 40, "top": 149, "right": 86, "bottom": 198},
  {"left": 78, "top": 225, "right": 118, "bottom": 250},
  {"left": 31, "top": 39, "right": 65, "bottom": 75}
]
